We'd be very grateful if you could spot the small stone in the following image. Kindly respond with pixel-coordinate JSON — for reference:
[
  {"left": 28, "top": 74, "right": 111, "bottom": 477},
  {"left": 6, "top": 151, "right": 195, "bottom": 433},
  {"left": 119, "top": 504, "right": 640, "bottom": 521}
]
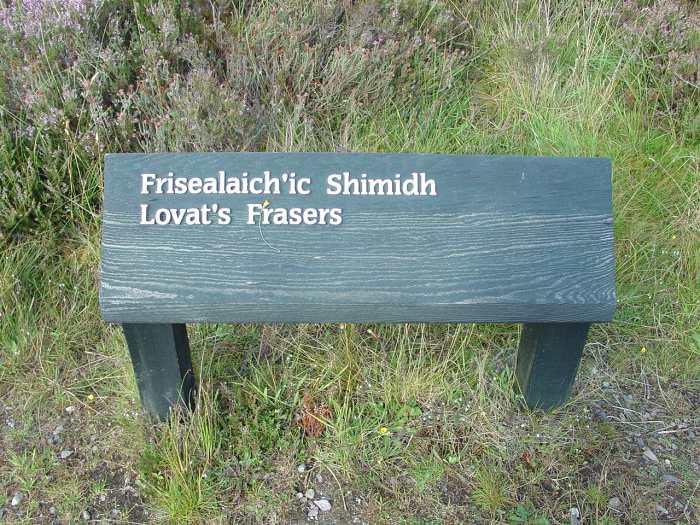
[
  {"left": 65, "top": 406, "right": 76, "bottom": 414},
  {"left": 48, "top": 506, "right": 57, "bottom": 515},
  {"left": 315, "top": 473, "right": 323, "bottom": 483},
  {"left": 307, "top": 506, "right": 319, "bottom": 519},
  {"left": 296, "top": 492, "right": 304, "bottom": 499},
  {"left": 297, "top": 464, "right": 306, "bottom": 473},
  {"left": 314, "top": 499, "right": 331, "bottom": 512},
  {"left": 664, "top": 459, "right": 671, "bottom": 467},
  {"left": 663, "top": 474, "right": 681, "bottom": 484},
  {"left": 0, "top": 508, "right": 6, "bottom": 519},
  {"left": 623, "top": 394, "right": 633, "bottom": 407},
  {"left": 53, "top": 424, "right": 64, "bottom": 434},
  {"left": 608, "top": 497, "right": 621, "bottom": 509},
  {"left": 592, "top": 408, "right": 608, "bottom": 421},
  {"left": 541, "top": 479, "right": 556, "bottom": 492},
  {"left": 110, "top": 509, "right": 120, "bottom": 518},
  {"left": 59, "top": 449, "right": 74, "bottom": 460},
  {"left": 569, "top": 507, "right": 581, "bottom": 525},
  {"left": 643, "top": 448, "right": 658, "bottom": 462},
  {"left": 305, "top": 488, "right": 315, "bottom": 499},
  {"left": 81, "top": 510, "right": 91, "bottom": 520},
  {"left": 11, "top": 493, "right": 23, "bottom": 507},
  {"left": 602, "top": 381, "right": 611, "bottom": 388},
  {"left": 48, "top": 433, "right": 62, "bottom": 445},
  {"left": 655, "top": 504, "right": 668, "bottom": 515}
]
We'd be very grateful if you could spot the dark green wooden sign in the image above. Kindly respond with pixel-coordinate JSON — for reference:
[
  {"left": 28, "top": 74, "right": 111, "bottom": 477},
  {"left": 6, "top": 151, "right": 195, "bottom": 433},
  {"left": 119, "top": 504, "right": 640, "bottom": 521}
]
[
  {"left": 100, "top": 153, "right": 615, "bottom": 323},
  {"left": 99, "top": 152, "right": 615, "bottom": 418}
]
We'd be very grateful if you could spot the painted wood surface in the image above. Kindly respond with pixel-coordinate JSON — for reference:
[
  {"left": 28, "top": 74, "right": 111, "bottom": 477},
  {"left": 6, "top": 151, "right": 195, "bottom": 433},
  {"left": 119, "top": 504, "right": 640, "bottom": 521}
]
[
  {"left": 516, "top": 323, "right": 591, "bottom": 409},
  {"left": 100, "top": 153, "right": 615, "bottom": 323},
  {"left": 122, "top": 323, "right": 194, "bottom": 418}
]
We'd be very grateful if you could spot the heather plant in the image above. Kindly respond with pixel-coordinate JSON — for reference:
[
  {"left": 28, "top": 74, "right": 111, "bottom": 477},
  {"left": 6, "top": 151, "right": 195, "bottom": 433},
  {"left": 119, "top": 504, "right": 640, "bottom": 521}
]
[
  {"left": 1, "top": 0, "right": 474, "bottom": 237},
  {"left": 0, "top": 0, "right": 94, "bottom": 37},
  {"left": 0, "top": 0, "right": 103, "bottom": 237},
  {"left": 620, "top": 0, "right": 700, "bottom": 139}
]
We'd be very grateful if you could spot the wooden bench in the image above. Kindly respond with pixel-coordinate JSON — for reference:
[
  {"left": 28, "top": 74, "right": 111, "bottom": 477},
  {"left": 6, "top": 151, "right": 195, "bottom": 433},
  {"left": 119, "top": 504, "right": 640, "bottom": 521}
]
[{"left": 99, "top": 153, "right": 615, "bottom": 419}]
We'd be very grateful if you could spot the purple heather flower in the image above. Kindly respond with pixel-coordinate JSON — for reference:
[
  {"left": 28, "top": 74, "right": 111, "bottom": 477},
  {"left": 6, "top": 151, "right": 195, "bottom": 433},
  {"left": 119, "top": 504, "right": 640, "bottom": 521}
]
[{"left": 1, "top": 0, "right": 97, "bottom": 37}]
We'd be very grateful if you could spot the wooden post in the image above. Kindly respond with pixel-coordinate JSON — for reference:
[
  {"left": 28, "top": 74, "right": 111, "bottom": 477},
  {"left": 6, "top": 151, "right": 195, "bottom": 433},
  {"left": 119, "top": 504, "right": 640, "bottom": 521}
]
[
  {"left": 515, "top": 323, "right": 590, "bottom": 410},
  {"left": 122, "top": 323, "right": 195, "bottom": 420}
]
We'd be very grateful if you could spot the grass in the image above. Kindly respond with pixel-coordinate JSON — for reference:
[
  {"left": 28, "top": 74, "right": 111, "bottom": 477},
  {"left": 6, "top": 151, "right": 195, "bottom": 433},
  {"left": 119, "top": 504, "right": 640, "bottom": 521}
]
[{"left": 0, "top": 0, "right": 699, "bottom": 523}]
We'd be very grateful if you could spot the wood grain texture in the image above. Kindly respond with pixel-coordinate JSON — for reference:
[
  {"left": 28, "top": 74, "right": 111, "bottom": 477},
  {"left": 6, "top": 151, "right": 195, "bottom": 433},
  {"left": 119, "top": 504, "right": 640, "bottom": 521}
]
[{"left": 100, "top": 153, "right": 616, "bottom": 323}]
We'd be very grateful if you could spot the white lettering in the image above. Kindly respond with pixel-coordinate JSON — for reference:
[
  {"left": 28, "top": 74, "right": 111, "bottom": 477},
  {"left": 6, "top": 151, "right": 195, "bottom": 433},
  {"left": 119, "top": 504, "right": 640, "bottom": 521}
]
[
  {"left": 247, "top": 203, "right": 262, "bottom": 225},
  {"left": 325, "top": 171, "right": 436, "bottom": 196},
  {"left": 141, "top": 174, "right": 156, "bottom": 194},
  {"left": 140, "top": 203, "right": 155, "bottom": 224}
]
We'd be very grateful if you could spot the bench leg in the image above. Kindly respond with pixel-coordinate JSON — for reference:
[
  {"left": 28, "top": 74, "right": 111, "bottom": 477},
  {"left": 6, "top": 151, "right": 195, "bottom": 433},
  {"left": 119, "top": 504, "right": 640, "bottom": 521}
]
[
  {"left": 515, "top": 323, "right": 590, "bottom": 410},
  {"left": 122, "top": 323, "right": 195, "bottom": 420}
]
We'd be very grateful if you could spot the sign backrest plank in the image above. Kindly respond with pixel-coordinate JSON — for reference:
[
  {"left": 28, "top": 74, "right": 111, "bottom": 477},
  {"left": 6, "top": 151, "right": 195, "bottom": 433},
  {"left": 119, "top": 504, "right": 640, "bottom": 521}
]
[{"left": 99, "top": 153, "right": 615, "bottom": 323}]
